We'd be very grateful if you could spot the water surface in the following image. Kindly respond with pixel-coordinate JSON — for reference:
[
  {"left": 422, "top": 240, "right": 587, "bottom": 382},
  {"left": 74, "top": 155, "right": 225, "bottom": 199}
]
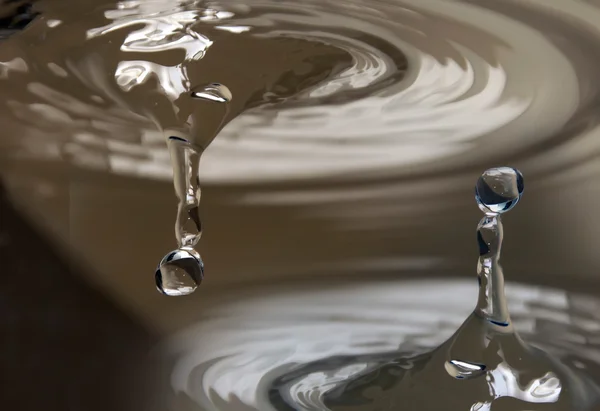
[{"left": 1, "top": 0, "right": 600, "bottom": 408}]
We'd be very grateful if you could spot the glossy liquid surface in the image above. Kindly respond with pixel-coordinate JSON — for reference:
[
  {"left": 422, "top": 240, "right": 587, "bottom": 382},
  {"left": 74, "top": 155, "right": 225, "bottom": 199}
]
[{"left": 2, "top": 1, "right": 600, "bottom": 409}]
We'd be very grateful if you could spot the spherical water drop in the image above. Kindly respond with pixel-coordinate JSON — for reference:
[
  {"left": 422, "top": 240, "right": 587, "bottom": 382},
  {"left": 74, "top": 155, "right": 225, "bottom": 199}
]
[
  {"left": 191, "top": 83, "right": 232, "bottom": 103},
  {"left": 475, "top": 167, "right": 524, "bottom": 214},
  {"left": 155, "top": 248, "right": 203, "bottom": 296}
]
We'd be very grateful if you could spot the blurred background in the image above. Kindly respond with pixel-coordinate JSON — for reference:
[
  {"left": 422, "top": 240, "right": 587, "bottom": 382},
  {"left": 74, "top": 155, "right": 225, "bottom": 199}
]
[{"left": 2, "top": 0, "right": 600, "bottom": 410}]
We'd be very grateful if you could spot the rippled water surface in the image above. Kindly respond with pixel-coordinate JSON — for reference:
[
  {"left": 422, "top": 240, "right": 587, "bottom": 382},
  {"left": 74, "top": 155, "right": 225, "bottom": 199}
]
[
  {"left": 2, "top": 0, "right": 600, "bottom": 410},
  {"left": 2, "top": 0, "right": 600, "bottom": 182},
  {"left": 163, "top": 279, "right": 600, "bottom": 410}
]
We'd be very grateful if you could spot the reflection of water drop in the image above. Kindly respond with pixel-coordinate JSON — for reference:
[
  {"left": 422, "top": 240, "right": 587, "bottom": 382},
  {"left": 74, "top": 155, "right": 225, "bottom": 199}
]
[
  {"left": 445, "top": 359, "right": 486, "bottom": 379},
  {"left": 475, "top": 167, "right": 524, "bottom": 215},
  {"left": 155, "top": 247, "right": 203, "bottom": 296},
  {"left": 191, "top": 83, "right": 232, "bottom": 103}
]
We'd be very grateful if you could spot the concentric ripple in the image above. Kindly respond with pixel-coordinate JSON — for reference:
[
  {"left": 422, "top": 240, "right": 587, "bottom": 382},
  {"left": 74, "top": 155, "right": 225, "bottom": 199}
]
[
  {"left": 1, "top": 0, "right": 599, "bottom": 189},
  {"left": 163, "top": 279, "right": 600, "bottom": 411}
]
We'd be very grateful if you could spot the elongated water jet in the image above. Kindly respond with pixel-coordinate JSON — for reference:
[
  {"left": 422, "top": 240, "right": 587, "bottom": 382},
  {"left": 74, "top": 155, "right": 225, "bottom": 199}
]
[{"left": 155, "top": 83, "right": 232, "bottom": 297}]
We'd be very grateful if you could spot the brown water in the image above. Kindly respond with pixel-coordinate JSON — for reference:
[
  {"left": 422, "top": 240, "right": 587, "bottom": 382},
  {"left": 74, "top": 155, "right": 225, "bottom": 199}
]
[{"left": 1, "top": 0, "right": 600, "bottom": 410}]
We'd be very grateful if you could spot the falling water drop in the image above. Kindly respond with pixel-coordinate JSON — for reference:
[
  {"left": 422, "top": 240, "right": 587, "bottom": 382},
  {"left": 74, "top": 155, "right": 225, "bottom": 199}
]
[
  {"left": 156, "top": 247, "right": 203, "bottom": 296},
  {"left": 155, "top": 83, "right": 232, "bottom": 296}
]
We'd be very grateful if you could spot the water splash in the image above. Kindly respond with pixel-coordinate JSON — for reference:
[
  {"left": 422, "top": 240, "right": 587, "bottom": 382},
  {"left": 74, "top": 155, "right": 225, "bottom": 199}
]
[
  {"left": 155, "top": 83, "right": 231, "bottom": 296},
  {"left": 443, "top": 167, "right": 524, "bottom": 382},
  {"left": 437, "top": 169, "right": 566, "bottom": 404},
  {"left": 160, "top": 167, "right": 600, "bottom": 410},
  {"left": 473, "top": 167, "right": 524, "bottom": 326},
  {"left": 296, "top": 169, "right": 598, "bottom": 409},
  {"left": 265, "top": 168, "right": 579, "bottom": 409},
  {"left": 3, "top": 0, "right": 600, "bottom": 407}
]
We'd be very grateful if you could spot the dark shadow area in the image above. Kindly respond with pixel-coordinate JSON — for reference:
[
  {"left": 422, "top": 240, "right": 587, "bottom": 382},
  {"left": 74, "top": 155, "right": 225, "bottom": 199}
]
[
  {"left": 0, "top": 181, "right": 160, "bottom": 411},
  {"left": 0, "top": 0, "right": 39, "bottom": 39}
]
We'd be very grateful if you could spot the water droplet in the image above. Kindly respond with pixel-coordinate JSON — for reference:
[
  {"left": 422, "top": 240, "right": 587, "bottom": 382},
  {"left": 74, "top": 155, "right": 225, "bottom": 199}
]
[
  {"left": 445, "top": 359, "right": 487, "bottom": 379},
  {"left": 475, "top": 167, "right": 524, "bottom": 215},
  {"left": 155, "top": 248, "right": 203, "bottom": 296},
  {"left": 191, "top": 83, "right": 232, "bottom": 103}
]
